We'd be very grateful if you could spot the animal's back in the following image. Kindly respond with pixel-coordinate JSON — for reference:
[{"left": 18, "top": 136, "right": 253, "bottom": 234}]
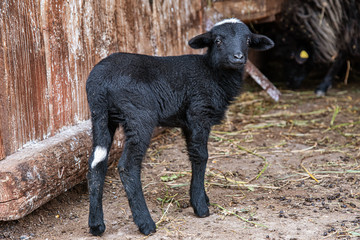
[
  {"left": 86, "top": 52, "right": 211, "bottom": 127},
  {"left": 87, "top": 52, "right": 207, "bottom": 85}
]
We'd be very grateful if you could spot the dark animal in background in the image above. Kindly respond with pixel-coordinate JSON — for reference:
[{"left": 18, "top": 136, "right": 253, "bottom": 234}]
[
  {"left": 278, "top": 0, "right": 360, "bottom": 95},
  {"left": 86, "top": 18, "right": 274, "bottom": 236},
  {"left": 267, "top": 31, "right": 314, "bottom": 89}
]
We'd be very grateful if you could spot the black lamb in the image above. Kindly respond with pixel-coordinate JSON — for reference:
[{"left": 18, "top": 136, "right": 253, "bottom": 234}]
[{"left": 86, "top": 18, "right": 274, "bottom": 236}]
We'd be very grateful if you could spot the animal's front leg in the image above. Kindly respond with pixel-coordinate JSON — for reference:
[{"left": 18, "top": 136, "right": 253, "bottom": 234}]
[
  {"left": 184, "top": 126, "right": 211, "bottom": 217},
  {"left": 190, "top": 153, "right": 210, "bottom": 217}
]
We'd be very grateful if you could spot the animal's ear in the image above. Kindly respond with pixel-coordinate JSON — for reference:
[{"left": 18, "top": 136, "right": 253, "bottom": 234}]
[
  {"left": 188, "top": 32, "right": 212, "bottom": 49},
  {"left": 249, "top": 34, "right": 274, "bottom": 51}
]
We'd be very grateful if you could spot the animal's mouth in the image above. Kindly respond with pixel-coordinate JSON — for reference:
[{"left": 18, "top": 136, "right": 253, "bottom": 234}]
[
  {"left": 227, "top": 55, "right": 246, "bottom": 68},
  {"left": 226, "top": 60, "right": 245, "bottom": 69},
  {"left": 217, "top": 59, "right": 245, "bottom": 70},
  {"left": 229, "top": 60, "right": 245, "bottom": 65}
]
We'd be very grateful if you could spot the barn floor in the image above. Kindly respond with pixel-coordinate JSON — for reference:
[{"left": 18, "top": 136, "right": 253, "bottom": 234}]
[{"left": 1, "top": 82, "right": 360, "bottom": 239}]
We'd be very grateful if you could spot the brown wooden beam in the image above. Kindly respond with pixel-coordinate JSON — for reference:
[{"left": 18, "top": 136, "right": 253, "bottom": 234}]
[
  {"left": 213, "top": 0, "right": 284, "bottom": 23},
  {"left": 246, "top": 60, "right": 281, "bottom": 102}
]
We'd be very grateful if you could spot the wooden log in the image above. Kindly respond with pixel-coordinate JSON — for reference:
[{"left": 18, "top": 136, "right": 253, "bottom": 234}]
[{"left": 0, "top": 121, "right": 163, "bottom": 221}]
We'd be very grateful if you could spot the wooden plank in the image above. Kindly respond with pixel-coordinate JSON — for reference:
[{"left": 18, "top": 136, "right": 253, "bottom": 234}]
[
  {"left": 0, "top": 8, "right": 6, "bottom": 160},
  {"left": 0, "top": 0, "right": 50, "bottom": 154},
  {"left": 212, "top": 0, "right": 284, "bottom": 23},
  {"left": 0, "top": 129, "right": 4, "bottom": 160},
  {"left": 245, "top": 61, "right": 281, "bottom": 102}
]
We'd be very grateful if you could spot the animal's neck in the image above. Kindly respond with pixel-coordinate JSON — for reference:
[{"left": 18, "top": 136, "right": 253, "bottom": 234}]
[
  {"left": 202, "top": 52, "right": 244, "bottom": 101},
  {"left": 216, "top": 67, "right": 244, "bottom": 102}
]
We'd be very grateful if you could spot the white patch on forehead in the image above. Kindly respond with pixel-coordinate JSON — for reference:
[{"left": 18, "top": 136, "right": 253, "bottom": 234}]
[
  {"left": 214, "top": 18, "right": 243, "bottom": 27},
  {"left": 91, "top": 146, "right": 107, "bottom": 169}
]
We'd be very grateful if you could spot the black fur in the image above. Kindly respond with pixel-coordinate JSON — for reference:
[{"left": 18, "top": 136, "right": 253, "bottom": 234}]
[{"left": 86, "top": 20, "right": 274, "bottom": 236}]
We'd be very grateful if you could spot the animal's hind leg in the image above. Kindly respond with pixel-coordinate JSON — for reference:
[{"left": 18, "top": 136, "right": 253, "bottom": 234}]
[
  {"left": 88, "top": 114, "right": 117, "bottom": 236},
  {"left": 118, "top": 121, "right": 156, "bottom": 235}
]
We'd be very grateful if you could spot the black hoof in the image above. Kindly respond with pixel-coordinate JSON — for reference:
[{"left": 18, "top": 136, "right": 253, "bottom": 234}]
[
  {"left": 138, "top": 219, "right": 156, "bottom": 235},
  {"left": 89, "top": 223, "right": 106, "bottom": 236},
  {"left": 194, "top": 205, "right": 210, "bottom": 218}
]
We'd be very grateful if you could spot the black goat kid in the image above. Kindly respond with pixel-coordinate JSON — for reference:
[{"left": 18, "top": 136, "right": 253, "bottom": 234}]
[{"left": 86, "top": 18, "right": 274, "bottom": 236}]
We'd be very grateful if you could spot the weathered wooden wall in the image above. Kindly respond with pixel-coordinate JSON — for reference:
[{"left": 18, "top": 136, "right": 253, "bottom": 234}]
[{"left": 0, "top": 0, "right": 203, "bottom": 159}]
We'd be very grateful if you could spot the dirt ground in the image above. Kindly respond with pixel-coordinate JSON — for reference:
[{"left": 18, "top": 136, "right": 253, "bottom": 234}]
[{"left": 1, "top": 81, "right": 360, "bottom": 240}]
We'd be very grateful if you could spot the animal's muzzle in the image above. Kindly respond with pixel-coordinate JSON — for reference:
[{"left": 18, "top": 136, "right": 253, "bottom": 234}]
[{"left": 230, "top": 53, "right": 245, "bottom": 64}]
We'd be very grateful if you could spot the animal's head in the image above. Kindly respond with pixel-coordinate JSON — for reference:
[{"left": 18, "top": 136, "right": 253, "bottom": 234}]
[{"left": 189, "top": 18, "right": 274, "bottom": 70}]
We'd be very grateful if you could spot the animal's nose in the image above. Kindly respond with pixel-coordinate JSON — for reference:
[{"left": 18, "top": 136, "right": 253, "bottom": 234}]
[
  {"left": 231, "top": 53, "right": 245, "bottom": 64},
  {"left": 234, "top": 53, "right": 244, "bottom": 59}
]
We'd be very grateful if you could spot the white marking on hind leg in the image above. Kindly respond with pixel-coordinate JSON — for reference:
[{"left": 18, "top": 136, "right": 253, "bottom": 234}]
[{"left": 91, "top": 146, "right": 107, "bottom": 169}]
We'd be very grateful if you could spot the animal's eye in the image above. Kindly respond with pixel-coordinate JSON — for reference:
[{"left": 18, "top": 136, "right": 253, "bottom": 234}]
[{"left": 215, "top": 38, "right": 222, "bottom": 46}]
